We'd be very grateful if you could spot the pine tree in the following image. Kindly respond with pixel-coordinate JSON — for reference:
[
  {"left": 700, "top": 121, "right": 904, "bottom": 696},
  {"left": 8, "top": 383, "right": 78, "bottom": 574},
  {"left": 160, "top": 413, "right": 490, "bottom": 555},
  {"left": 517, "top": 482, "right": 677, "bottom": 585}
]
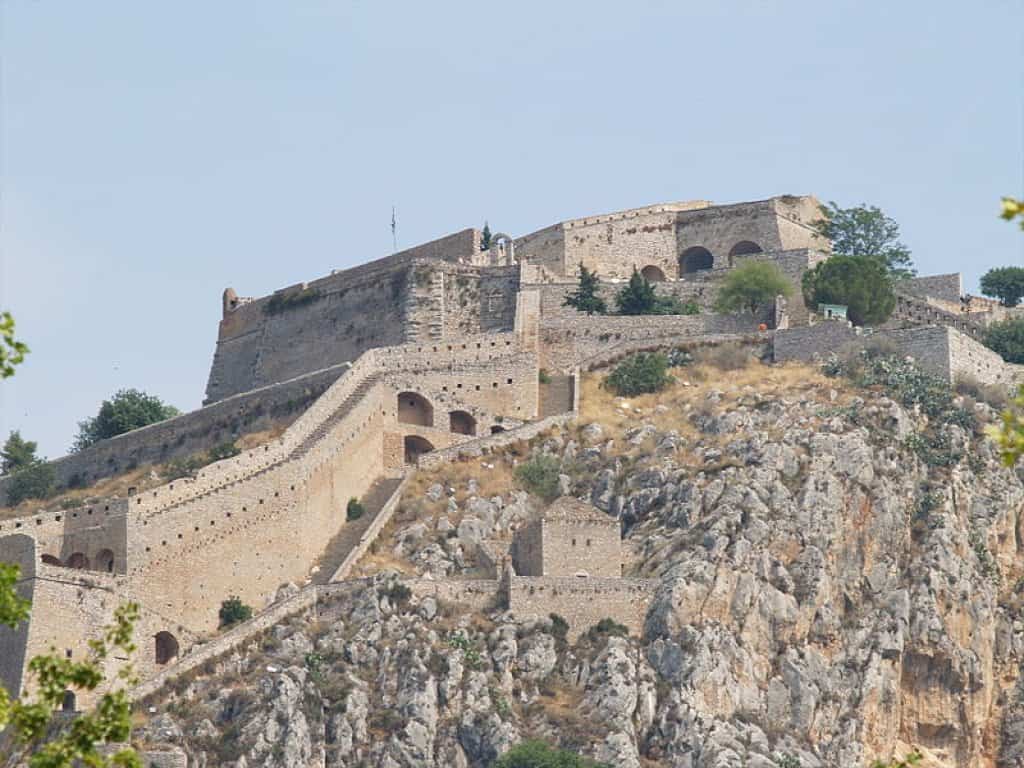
[
  {"left": 1, "top": 430, "right": 38, "bottom": 475},
  {"left": 563, "top": 263, "right": 607, "bottom": 315},
  {"left": 615, "top": 267, "right": 658, "bottom": 315},
  {"left": 480, "top": 222, "right": 492, "bottom": 251}
]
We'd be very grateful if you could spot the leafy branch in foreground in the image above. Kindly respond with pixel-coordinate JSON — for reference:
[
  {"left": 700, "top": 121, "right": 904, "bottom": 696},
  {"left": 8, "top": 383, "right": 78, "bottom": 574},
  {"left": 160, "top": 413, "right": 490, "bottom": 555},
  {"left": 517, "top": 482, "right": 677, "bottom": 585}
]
[
  {"left": 0, "top": 563, "right": 140, "bottom": 768},
  {"left": 988, "top": 385, "right": 1024, "bottom": 466},
  {"left": 1, "top": 311, "right": 29, "bottom": 379}
]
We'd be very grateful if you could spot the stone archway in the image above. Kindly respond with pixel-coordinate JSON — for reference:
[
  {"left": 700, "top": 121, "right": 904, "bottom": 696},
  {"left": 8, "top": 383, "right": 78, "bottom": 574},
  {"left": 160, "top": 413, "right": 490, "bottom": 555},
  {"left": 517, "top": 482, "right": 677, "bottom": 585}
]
[
  {"left": 404, "top": 436, "right": 435, "bottom": 464},
  {"left": 449, "top": 410, "right": 477, "bottom": 436},
  {"left": 65, "top": 552, "right": 89, "bottom": 570},
  {"left": 397, "top": 392, "right": 433, "bottom": 427},
  {"left": 729, "top": 240, "right": 763, "bottom": 257},
  {"left": 40, "top": 554, "right": 62, "bottom": 566},
  {"left": 155, "top": 631, "right": 179, "bottom": 666},
  {"left": 640, "top": 265, "right": 667, "bottom": 283},
  {"left": 94, "top": 549, "right": 115, "bottom": 573},
  {"left": 679, "top": 247, "right": 714, "bottom": 276}
]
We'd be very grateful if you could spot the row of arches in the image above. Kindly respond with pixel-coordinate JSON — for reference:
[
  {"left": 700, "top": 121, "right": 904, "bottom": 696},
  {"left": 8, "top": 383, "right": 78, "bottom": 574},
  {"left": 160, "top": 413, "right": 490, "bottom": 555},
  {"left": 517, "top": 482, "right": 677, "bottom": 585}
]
[
  {"left": 638, "top": 240, "right": 765, "bottom": 282},
  {"left": 398, "top": 393, "right": 481, "bottom": 436},
  {"left": 41, "top": 549, "right": 115, "bottom": 573}
]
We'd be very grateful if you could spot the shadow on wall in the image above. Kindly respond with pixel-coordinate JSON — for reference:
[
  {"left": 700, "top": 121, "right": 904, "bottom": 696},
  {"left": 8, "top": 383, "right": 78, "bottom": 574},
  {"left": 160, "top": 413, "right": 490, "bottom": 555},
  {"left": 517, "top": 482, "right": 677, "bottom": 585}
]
[
  {"left": 398, "top": 392, "right": 433, "bottom": 427},
  {"left": 404, "top": 435, "right": 435, "bottom": 464}
]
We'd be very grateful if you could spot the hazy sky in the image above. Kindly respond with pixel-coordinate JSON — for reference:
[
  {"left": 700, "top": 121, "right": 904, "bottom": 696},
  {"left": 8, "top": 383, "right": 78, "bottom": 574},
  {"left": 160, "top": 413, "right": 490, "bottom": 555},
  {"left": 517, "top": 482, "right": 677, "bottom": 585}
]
[{"left": 2, "top": 1, "right": 1022, "bottom": 458}]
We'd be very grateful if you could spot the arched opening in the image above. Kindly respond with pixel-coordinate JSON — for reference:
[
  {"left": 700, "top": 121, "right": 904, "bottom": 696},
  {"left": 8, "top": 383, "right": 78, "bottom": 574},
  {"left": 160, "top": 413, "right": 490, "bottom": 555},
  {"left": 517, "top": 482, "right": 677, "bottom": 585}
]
[
  {"left": 40, "top": 554, "right": 62, "bottom": 566},
  {"left": 729, "top": 240, "right": 763, "bottom": 258},
  {"left": 490, "top": 425, "right": 506, "bottom": 434},
  {"left": 403, "top": 436, "right": 435, "bottom": 464},
  {"left": 155, "top": 631, "right": 179, "bottom": 666},
  {"left": 94, "top": 549, "right": 115, "bottom": 573},
  {"left": 640, "top": 265, "right": 666, "bottom": 283},
  {"left": 65, "top": 552, "right": 89, "bottom": 570},
  {"left": 679, "top": 247, "right": 714, "bottom": 276},
  {"left": 61, "top": 690, "right": 76, "bottom": 712},
  {"left": 449, "top": 411, "right": 477, "bottom": 436},
  {"left": 397, "top": 392, "right": 433, "bottom": 427}
]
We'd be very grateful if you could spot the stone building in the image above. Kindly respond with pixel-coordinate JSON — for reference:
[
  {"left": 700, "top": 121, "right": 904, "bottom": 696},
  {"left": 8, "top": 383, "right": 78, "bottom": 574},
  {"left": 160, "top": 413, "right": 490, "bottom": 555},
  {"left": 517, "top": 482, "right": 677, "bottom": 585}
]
[{"left": 1, "top": 194, "right": 1015, "bottom": 704}]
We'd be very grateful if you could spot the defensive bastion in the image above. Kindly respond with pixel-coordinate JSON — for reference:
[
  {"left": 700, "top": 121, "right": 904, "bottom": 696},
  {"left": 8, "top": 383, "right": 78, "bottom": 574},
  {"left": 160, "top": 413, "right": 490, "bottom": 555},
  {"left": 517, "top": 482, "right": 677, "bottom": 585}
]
[{"left": 1, "top": 194, "right": 1015, "bottom": 708}]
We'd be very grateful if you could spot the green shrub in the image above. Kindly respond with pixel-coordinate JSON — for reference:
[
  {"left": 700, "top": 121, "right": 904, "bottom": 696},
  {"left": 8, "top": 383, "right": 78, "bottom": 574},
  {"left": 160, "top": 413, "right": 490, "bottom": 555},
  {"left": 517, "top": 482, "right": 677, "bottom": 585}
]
[
  {"left": 346, "top": 497, "right": 365, "bottom": 521},
  {"left": 713, "top": 261, "right": 792, "bottom": 316},
  {"left": 5, "top": 461, "right": 55, "bottom": 505},
  {"left": 615, "top": 268, "right": 693, "bottom": 315},
  {"left": 218, "top": 595, "right": 253, "bottom": 628},
  {"left": 514, "top": 454, "right": 562, "bottom": 500},
  {"left": 549, "top": 613, "right": 569, "bottom": 643},
  {"left": 161, "top": 455, "right": 205, "bottom": 481},
  {"left": 603, "top": 353, "right": 672, "bottom": 396},
  {"left": 585, "top": 618, "right": 629, "bottom": 642},
  {"left": 493, "top": 740, "right": 609, "bottom": 768},
  {"left": 207, "top": 440, "right": 241, "bottom": 462},
  {"left": 538, "top": 369, "right": 552, "bottom": 384},
  {"left": 984, "top": 317, "right": 1024, "bottom": 363}
]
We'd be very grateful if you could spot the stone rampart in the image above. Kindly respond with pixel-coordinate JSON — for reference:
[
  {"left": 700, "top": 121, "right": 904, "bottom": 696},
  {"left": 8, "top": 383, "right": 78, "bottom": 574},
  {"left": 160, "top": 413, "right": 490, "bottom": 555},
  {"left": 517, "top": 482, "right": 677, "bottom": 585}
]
[
  {"left": 898, "top": 274, "right": 963, "bottom": 303},
  {"left": 329, "top": 473, "right": 412, "bottom": 581},
  {"left": 507, "top": 576, "right": 654, "bottom": 641},
  {"left": 408, "top": 578, "right": 502, "bottom": 613}
]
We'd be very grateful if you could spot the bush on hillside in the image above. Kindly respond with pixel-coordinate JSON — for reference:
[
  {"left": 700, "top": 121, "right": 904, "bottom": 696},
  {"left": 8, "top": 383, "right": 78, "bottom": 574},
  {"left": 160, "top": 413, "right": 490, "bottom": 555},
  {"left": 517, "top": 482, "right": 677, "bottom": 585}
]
[
  {"left": 5, "top": 461, "right": 55, "bottom": 506},
  {"left": 218, "top": 595, "right": 253, "bottom": 628},
  {"left": 73, "top": 389, "right": 180, "bottom": 451},
  {"left": 493, "top": 740, "right": 609, "bottom": 768},
  {"left": 984, "top": 317, "right": 1024, "bottom": 364},
  {"left": 713, "top": 261, "right": 792, "bottom": 316},
  {"left": 603, "top": 353, "right": 672, "bottom": 396},
  {"left": 346, "top": 497, "right": 365, "bottom": 521},
  {"left": 801, "top": 255, "right": 896, "bottom": 326},
  {"left": 514, "top": 454, "right": 562, "bottom": 500}
]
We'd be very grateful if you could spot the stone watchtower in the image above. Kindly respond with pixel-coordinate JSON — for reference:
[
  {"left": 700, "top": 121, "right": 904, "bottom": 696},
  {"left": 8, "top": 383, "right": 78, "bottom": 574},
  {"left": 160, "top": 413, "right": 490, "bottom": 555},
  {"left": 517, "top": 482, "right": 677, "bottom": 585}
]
[{"left": 511, "top": 496, "right": 621, "bottom": 578}]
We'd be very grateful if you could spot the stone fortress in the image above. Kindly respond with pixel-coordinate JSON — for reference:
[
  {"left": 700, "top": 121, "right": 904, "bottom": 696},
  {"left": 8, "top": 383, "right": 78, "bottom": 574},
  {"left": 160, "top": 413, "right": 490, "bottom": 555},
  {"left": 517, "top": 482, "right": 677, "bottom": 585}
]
[{"left": 1, "top": 194, "right": 1021, "bottom": 712}]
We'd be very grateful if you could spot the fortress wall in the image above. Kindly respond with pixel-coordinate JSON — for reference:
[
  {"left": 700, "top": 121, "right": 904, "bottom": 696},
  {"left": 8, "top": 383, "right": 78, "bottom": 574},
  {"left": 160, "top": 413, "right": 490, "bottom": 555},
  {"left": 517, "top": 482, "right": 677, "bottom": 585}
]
[
  {"left": 540, "top": 519, "right": 621, "bottom": 578},
  {"left": 507, "top": 576, "right": 653, "bottom": 641},
  {"left": 898, "top": 274, "right": 963, "bottom": 303},
  {"left": 438, "top": 264, "right": 520, "bottom": 337},
  {"left": 417, "top": 410, "right": 577, "bottom": 469},
  {"left": 0, "top": 363, "right": 349, "bottom": 504},
  {"left": 123, "top": 386, "right": 387, "bottom": 632},
  {"left": 772, "top": 196, "right": 830, "bottom": 252},
  {"left": 0, "top": 534, "right": 34, "bottom": 698},
  {"left": 563, "top": 209, "right": 681, "bottom": 281},
  {"left": 514, "top": 224, "right": 566, "bottom": 276},
  {"left": 538, "top": 314, "right": 769, "bottom": 370},
  {"left": 408, "top": 578, "right": 502, "bottom": 613},
  {"left": 943, "top": 326, "right": 1019, "bottom": 386},
  {"left": 773, "top": 323, "right": 861, "bottom": 365}
]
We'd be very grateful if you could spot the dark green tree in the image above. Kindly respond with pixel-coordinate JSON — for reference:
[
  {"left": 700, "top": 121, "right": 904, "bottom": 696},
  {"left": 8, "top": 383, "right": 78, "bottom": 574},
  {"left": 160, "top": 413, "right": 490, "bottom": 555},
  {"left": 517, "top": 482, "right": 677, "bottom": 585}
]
[
  {"left": 73, "top": 389, "right": 180, "bottom": 451},
  {"left": 980, "top": 266, "right": 1024, "bottom": 307},
  {"left": 218, "top": 595, "right": 253, "bottom": 628},
  {"left": 492, "top": 740, "right": 609, "bottom": 768},
  {"left": 603, "top": 352, "right": 672, "bottom": 396},
  {"left": 802, "top": 255, "right": 896, "bottom": 326},
  {"left": 713, "top": 261, "right": 792, "bottom": 316},
  {"left": 816, "top": 202, "right": 915, "bottom": 278},
  {"left": 563, "top": 263, "right": 608, "bottom": 315},
  {"left": 985, "top": 318, "right": 1024, "bottom": 363},
  {"left": 2, "top": 431, "right": 39, "bottom": 475},
  {"left": 5, "top": 461, "right": 55, "bottom": 506},
  {"left": 481, "top": 222, "right": 492, "bottom": 251},
  {"left": 615, "top": 268, "right": 658, "bottom": 315}
]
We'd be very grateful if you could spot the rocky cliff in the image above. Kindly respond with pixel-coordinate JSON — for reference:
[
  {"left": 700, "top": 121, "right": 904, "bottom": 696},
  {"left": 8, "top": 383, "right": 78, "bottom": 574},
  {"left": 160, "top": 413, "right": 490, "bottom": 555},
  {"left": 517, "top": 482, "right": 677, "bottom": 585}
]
[{"left": 133, "top": 356, "right": 1024, "bottom": 768}]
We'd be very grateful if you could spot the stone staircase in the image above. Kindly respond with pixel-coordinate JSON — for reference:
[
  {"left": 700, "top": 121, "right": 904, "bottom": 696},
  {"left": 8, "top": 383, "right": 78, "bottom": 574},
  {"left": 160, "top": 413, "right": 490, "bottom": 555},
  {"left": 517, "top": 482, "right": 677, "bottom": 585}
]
[
  {"left": 292, "top": 375, "right": 381, "bottom": 458},
  {"left": 539, "top": 374, "right": 574, "bottom": 418},
  {"left": 310, "top": 475, "right": 403, "bottom": 585}
]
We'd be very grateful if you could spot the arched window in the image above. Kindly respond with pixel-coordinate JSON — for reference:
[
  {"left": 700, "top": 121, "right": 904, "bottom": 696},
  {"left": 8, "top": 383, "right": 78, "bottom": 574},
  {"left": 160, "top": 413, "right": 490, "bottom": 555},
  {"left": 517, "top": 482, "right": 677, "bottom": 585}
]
[
  {"left": 403, "top": 436, "right": 435, "bottom": 464},
  {"left": 679, "top": 246, "right": 714, "bottom": 275},
  {"left": 729, "top": 240, "right": 763, "bottom": 257},
  {"left": 155, "top": 631, "right": 179, "bottom": 666},
  {"left": 397, "top": 392, "right": 433, "bottom": 427},
  {"left": 449, "top": 411, "right": 477, "bottom": 436},
  {"left": 65, "top": 552, "right": 89, "bottom": 570},
  {"left": 61, "top": 690, "right": 76, "bottom": 712},
  {"left": 40, "top": 554, "right": 62, "bottom": 566},
  {"left": 640, "top": 265, "right": 666, "bottom": 283},
  {"left": 94, "top": 549, "right": 115, "bottom": 573}
]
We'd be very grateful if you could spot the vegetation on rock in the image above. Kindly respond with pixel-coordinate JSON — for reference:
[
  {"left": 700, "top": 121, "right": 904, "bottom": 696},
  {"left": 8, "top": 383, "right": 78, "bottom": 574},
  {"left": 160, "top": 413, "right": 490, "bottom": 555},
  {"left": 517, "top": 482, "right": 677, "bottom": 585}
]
[
  {"left": 492, "top": 740, "right": 608, "bottom": 768},
  {"left": 347, "top": 497, "right": 366, "bottom": 521},
  {"left": 603, "top": 352, "right": 672, "bottom": 397},
  {"left": 513, "top": 453, "right": 562, "bottom": 500},
  {"left": 713, "top": 261, "right": 791, "bottom": 316},
  {"left": 802, "top": 255, "right": 896, "bottom": 326},
  {"left": 73, "top": 389, "right": 180, "bottom": 451},
  {"left": 218, "top": 596, "right": 253, "bottom": 628}
]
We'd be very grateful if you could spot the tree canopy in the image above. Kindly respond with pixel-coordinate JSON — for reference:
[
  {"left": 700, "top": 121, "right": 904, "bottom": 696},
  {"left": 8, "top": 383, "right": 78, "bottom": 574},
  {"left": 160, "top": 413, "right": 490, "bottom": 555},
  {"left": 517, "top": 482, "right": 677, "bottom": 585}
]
[
  {"left": 563, "top": 264, "right": 608, "bottom": 315},
  {"left": 984, "top": 318, "right": 1024, "bottom": 364},
  {"left": 980, "top": 266, "right": 1024, "bottom": 307},
  {"left": 615, "top": 268, "right": 695, "bottom": 315},
  {"left": 713, "top": 261, "right": 792, "bottom": 316},
  {"left": 816, "top": 202, "right": 915, "bottom": 279},
  {"left": 73, "top": 389, "right": 180, "bottom": 452},
  {"left": 492, "top": 740, "right": 608, "bottom": 768},
  {"left": 481, "top": 222, "right": 492, "bottom": 251},
  {"left": 2, "top": 431, "right": 39, "bottom": 475},
  {"left": 802, "top": 255, "right": 896, "bottom": 326}
]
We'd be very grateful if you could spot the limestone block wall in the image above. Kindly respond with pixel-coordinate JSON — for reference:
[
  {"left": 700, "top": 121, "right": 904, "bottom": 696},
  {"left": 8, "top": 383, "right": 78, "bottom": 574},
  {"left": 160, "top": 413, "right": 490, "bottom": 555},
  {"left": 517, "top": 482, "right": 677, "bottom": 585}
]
[
  {"left": 408, "top": 578, "right": 502, "bottom": 613},
  {"left": 0, "top": 363, "right": 350, "bottom": 504},
  {"left": 507, "top": 576, "right": 653, "bottom": 641},
  {"left": 898, "top": 274, "right": 963, "bottom": 303},
  {"left": 538, "top": 519, "right": 621, "bottom": 578},
  {"left": 0, "top": 534, "right": 34, "bottom": 699},
  {"left": 773, "top": 323, "right": 861, "bottom": 365}
]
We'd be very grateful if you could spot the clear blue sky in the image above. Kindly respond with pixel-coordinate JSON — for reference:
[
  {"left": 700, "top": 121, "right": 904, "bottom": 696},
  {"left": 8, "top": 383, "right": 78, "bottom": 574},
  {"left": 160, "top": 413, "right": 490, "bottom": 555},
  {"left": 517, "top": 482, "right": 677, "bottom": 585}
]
[{"left": 2, "top": 1, "right": 1022, "bottom": 458}]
